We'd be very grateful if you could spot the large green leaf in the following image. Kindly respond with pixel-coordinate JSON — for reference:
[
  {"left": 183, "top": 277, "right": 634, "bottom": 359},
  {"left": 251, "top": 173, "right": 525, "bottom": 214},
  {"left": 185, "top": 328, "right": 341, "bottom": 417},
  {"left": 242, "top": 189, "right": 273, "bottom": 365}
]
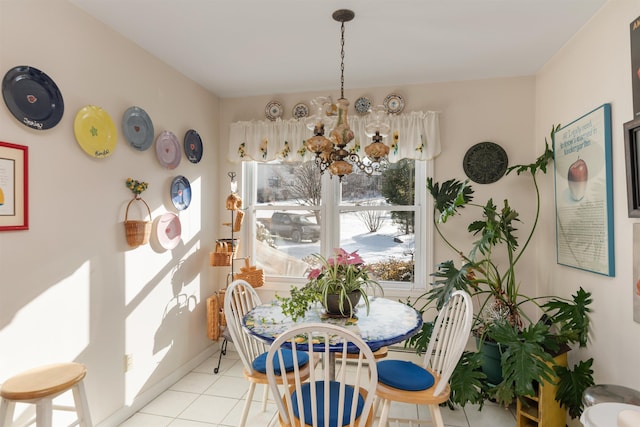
[
  {"left": 489, "top": 322, "right": 556, "bottom": 406},
  {"left": 467, "top": 199, "right": 520, "bottom": 260},
  {"left": 506, "top": 125, "right": 557, "bottom": 176},
  {"left": 555, "top": 358, "right": 595, "bottom": 419},
  {"left": 449, "top": 351, "right": 488, "bottom": 407},
  {"left": 543, "top": 288, "right": 592, "bottom": 347},
  {"left": 403, "top": 321, "right": 434, "bottom": 355},
  {"left": 427, "top": 178, "right": 474, "bottom": 223},
  {"left": 428, "top": 260, "right": 474, "bottom": 309}
]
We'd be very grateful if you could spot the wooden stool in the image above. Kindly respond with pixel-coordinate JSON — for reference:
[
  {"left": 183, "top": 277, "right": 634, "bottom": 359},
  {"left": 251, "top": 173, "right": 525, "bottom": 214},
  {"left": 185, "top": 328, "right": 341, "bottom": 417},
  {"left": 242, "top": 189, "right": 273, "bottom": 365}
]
[{"left": 0, "top": 362, "right": 92, "bottom": 427}]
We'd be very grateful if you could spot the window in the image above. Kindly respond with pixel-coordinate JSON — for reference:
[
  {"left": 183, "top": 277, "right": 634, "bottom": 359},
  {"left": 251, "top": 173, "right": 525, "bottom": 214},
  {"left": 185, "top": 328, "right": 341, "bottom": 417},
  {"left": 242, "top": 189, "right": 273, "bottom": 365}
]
[{"left": 242, "top": 158, "right": 433, "bottom": 291}]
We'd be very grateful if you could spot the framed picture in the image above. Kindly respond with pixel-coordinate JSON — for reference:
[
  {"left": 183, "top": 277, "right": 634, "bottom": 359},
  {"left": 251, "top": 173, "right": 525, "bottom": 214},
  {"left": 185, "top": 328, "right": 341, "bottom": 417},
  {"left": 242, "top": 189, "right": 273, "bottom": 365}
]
[
  {"left": 624, "top": 117, "right": 640, "bottom": 217},
  {"left": 553, "top": 104, "right": 614, "bottom": 276},
  {"left": 0, "top": 141, "right": 28, "bottom": 231}
]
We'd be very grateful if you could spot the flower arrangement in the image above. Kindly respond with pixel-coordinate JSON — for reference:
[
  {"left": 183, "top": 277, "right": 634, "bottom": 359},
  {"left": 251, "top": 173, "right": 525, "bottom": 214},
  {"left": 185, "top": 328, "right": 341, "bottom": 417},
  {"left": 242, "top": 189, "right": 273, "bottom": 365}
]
[
  {"left": 277, "top": 248, "right": 383, "bottom": 320},
  {"left": 126, "top": 178, "right": 149, "bottom": 196}
]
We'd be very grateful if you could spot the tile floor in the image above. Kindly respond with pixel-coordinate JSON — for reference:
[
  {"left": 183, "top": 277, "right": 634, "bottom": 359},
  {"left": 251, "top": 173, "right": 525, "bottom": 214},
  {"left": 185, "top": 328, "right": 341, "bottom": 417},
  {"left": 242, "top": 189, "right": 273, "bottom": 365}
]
[{"left": 120, "top": 343, "right": 517, "bottom": 427}]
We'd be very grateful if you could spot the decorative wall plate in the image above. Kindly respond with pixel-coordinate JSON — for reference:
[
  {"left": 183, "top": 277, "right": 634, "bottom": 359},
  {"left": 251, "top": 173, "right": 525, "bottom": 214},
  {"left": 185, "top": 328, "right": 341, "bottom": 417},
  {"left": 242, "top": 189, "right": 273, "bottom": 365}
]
[
  {"left": 155, "top": 130, "right": 181, "bottom": 169},
  {"left": 383, "top": 93, "right": 405, "bottom": 114},
  {"left": 354, "top": 96, "right": 372, "bottom": 114},
  {"left": 73, "top": 105, "right": 117, "bottom": 158},
  {"left": 122, "top": 106, "right": 154, "bottom": 151},
  {"left": 292, "top": 102, "right": 309, "bottom": 119},
  {"left": 170, "top": 175, "right": 191, "bottom": 210},
  {"left": 463, "top": 141, "right": 509, "bottom": 184},
  {"left": 265, "top": 100, "right": 283, "bottom": 121},
  {"left": 184, "top": 129, "right": 203, "bottom": 163},
  {"left": 2, "top": 65, "right": 64, "bottom": 130},
  {"left": 157, "top": 212, "right": 182, "bottom": 249}
]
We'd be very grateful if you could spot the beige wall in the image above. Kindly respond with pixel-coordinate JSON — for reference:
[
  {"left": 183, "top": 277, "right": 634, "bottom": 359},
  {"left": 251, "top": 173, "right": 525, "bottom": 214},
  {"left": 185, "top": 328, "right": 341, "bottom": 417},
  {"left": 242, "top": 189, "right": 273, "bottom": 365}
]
[
  {"left": 536, "top": 0, "right": 640, "bottom": 410},
  {"left": 0, "top": 0, "right": 220, "bottom": 424}
]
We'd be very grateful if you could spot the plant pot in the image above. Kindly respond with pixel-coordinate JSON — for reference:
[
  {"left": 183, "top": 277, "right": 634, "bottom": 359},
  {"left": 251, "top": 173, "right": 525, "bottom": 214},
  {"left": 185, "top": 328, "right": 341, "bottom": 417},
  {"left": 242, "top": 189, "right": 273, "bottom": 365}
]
[
  {"left": 324, "top": 291, "right": 361, "bottom": 317},
  {"left": 476, "top": 338, "right": 503, "bottom": 385}
]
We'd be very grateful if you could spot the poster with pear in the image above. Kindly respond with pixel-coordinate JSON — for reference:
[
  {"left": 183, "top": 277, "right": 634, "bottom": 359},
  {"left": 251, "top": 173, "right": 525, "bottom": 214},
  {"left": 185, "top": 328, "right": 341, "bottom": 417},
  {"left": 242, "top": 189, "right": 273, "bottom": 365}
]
[{"left": 553, "top": 103, "right": 614, "bottom": 277}]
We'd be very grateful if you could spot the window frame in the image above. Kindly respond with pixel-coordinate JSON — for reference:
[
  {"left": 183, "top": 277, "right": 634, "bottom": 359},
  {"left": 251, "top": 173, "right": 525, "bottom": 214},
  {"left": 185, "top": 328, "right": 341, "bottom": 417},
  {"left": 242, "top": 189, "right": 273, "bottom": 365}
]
[{"left": 241, "top": 159, "right": 435, "bottom": 292}]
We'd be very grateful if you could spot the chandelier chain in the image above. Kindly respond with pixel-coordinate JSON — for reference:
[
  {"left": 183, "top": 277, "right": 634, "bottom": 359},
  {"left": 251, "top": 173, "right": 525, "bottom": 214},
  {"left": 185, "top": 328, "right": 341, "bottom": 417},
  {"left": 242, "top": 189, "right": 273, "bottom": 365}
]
[{"left": 340, "top": 20, "right": 345, "bottom": 99}]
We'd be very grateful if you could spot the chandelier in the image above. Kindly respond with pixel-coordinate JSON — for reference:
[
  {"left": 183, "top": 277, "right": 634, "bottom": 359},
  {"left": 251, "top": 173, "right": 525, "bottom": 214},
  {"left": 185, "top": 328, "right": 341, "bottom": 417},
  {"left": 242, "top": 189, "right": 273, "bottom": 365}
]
[{"left": 305, "top": 9, "right": 391, "bottom": 180}]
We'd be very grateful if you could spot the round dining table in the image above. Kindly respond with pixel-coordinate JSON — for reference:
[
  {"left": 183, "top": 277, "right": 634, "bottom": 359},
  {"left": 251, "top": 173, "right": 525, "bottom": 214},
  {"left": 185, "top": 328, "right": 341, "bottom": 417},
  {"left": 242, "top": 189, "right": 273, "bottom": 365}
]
[{"left": 242, "top": 296, "right": 423, "bottom": 378}]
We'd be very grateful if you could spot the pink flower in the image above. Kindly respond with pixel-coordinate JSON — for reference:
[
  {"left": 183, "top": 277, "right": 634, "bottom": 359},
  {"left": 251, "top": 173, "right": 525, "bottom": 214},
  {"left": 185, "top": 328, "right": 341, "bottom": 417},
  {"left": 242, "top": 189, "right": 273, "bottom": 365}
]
[
  {"left": 329, "top": 248, "right": 363, "bottom": 266},
  {"left": 306, "top": 248, "right": 370, "bottom": 284},
  {"left": 333, "top": 248, "right": 349, "bottom": 265},
  {"left": 347, "top": 251, "right": 363, "bottom": 265},
  {"left": 308, "top": 268, "right": 322, "bottom": 279}
]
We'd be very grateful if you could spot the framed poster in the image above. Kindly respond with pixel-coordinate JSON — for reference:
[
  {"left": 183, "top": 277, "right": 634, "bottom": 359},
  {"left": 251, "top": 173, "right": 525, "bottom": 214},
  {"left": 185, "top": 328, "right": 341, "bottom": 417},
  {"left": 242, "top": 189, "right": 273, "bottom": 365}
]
[
  {"left": 553, "top": 104, "right": 614, "bottom": 276},
  {"left": 0, "top": 141, "right": 28, "bottom": 231}
]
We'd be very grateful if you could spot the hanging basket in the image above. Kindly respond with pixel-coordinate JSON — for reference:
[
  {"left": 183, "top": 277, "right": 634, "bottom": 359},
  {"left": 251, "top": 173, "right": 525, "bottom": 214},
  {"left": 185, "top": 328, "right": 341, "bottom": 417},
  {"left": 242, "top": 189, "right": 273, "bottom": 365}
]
[
  {"left": 217, "top": 289, "right": 227, "bottom": 326},
  {"left": 233, "top": 210, "right": 244, "bottom": 232},
  {"left": 206, "top": 294, "right": 220, "bottom": 340},
  {"left": 210, "top": 238, "right": 240, "bottom": 266},
  {"left": 124, "top": 197, "right": 152, "bottom": 247},
  {"left": 226, "top": 193, "right": 242, "bottom": 210}
]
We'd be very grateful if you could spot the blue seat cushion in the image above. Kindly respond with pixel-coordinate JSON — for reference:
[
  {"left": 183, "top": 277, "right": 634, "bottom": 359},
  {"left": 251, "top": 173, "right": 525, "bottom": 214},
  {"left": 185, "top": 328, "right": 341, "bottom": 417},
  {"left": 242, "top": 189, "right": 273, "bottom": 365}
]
[
  {"left": 377, "top": 359, "right": 435, "bottom": 391},
  {"left": 252, "top": 349, "right": 309, "bottom": 375},
  {"left": 292, "top": 381, "right": 364, "bottom": 427}
]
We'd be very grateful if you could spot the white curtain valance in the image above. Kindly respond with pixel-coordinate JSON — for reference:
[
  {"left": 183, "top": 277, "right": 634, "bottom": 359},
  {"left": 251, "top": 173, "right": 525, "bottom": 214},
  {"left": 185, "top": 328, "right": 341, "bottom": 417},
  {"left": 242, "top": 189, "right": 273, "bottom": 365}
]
[{"left": 228, "top": 110, "right": 440, "bottom": 164}]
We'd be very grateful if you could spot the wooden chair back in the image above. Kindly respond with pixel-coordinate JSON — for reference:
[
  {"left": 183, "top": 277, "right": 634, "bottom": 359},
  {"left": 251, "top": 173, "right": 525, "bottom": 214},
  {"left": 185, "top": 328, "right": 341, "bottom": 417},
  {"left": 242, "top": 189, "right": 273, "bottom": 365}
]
[
  {"left": 266, "top": 323, "right": 378, "bottom": 427},
  {"left": 424, "top": 290, "right": 473, "bottom": 397},
  {"left": 224, "top": 279, "right": 267, "bottom": 375}
]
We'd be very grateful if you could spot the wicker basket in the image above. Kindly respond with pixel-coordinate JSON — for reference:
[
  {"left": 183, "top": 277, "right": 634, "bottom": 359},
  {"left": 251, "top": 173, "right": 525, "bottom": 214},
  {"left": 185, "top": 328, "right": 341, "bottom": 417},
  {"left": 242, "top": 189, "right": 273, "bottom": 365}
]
[
  {"left": 217, "top": 289, "right": 227, "bottom": 326},
  {"left": 233, "top": 210, "right": 244, "bottom": 232},
  {"left": 210, "top": 252, "right": 232, "bottom": 267},
  {"left": 234, "top": 258, "right": 265, "bottom": 288},
  {"left": 226, "top": 193, "right": 242, "bottom": 210},
  {"left": 124, "top": 197, "right": 152, "bottom": 247},
  {"left": 206, "top": 294, "right": 220, "bottom": 340},
  {"left": 209, "top": 238, "right": 240, "bottom": 266}
]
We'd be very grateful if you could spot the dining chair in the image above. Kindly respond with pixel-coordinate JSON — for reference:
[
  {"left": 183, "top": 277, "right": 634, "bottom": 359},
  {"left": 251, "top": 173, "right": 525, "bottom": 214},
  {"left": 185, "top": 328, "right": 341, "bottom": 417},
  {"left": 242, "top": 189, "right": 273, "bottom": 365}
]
[
  {"left": 375, "top": 290, "right": 473, "bottom": 427},
  {"left": 224, "top": 279, "right": 313, "bottom": 427},
  {"left": 265, "top": 322, "right": 378, "bottom": 427}
]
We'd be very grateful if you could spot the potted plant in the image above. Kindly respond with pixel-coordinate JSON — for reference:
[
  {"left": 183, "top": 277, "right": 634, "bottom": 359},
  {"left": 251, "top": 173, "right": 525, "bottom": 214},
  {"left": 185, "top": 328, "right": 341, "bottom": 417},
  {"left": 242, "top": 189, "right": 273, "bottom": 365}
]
[
  {"left": 405, "top": 125, "right": 594, "bottom": 419},
  {"left": 277, "top": 248, "right": 384, "bottom": 320}
]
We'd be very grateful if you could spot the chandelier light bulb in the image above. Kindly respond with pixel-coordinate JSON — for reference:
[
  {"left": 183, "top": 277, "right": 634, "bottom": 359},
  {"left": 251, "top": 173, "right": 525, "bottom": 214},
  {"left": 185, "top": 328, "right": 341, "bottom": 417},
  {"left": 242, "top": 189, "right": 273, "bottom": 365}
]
[{"left": 365, "top": 105, "right": 391, "bottom": 138}]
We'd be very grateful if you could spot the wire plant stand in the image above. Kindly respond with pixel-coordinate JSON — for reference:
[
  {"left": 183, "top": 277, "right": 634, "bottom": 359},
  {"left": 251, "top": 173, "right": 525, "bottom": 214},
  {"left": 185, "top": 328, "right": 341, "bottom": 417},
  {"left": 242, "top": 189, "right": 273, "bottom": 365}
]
[{"left": 214, "top": 172, "right": 239, "bottom": 374}]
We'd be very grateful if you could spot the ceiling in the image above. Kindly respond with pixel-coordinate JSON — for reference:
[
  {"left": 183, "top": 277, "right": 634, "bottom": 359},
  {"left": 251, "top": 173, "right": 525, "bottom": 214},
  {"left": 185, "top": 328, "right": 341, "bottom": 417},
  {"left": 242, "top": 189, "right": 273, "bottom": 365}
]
[{"left": 69, "top": 0, "right": 607, "bottom": 99}]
